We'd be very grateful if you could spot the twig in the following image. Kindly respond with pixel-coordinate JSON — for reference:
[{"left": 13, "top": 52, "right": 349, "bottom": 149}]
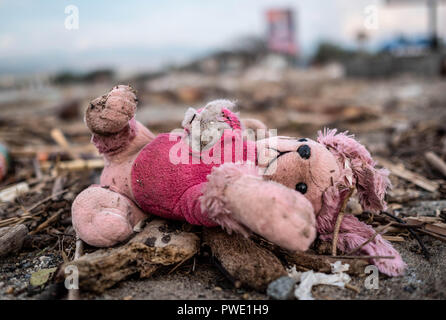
[
  {"left": 29, "top": 209, "right": 63, "bottom": 235},
  {"left": 376, "top": 157, "right": 439, "bottom": 192},
  {"left": 381, "top": 211, "right": 430, "bottom": 260},
  {"left": 22, "top": 189, "right": 68, "bottom": 214},
  {"left": 50, "top": 128, "right": 81, "bottom": 160},
  {"left": 168, "top": 252, "right": 195, "bottom": 275},
  {"left": 425, "top": 151, "right": 446, "bottom": 178},
  {"left": 345, "top": 283, "right": 360, "bottom": 294},
  {"left": 332, "top": 187, "right": 354, "bottom": 256},
  {"left": 416, "top": 229, "right": 446, "bottom": 243},
  {"left": 68, "top": 237, "right": 84, "bottom": 300},
  {"left": 0, "top": 189, "right": 68, "bottom": 228},
  {"left": 330, "top": 255, "right": 395, "bottom": 260}
]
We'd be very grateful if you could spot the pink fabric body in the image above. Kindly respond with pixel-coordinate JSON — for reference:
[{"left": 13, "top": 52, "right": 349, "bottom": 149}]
[{"left": 131, "top": 131, "right": 256, "bottom": 226}]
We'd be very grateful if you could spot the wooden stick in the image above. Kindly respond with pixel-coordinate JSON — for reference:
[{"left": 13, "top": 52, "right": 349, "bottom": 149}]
[
  {"left": 332, "top": 187, "right": 354, "bottom": 256},
  {"left": 425, "top": 151, "right": 446, "bottom": 178},
  {"left": 376, "top": 157, "right": 439, "bottom": 192},
  {"left": 40, "top": 159, "right": 104, "bottom": 172},
  {"left": 330, "top": 255, "right": 395, "bottom": 260},
  {"left": 382, "top": 211, "right": 430, "bottom": 260},
  {"left": 68, "top": 237, "right": 84, "bottom": 300},
  {"left": 0, "top": 224, "right": 28, "bottom": 257},
  {"left": 50, "top": 128, "right": 81, "bottom": 160}
]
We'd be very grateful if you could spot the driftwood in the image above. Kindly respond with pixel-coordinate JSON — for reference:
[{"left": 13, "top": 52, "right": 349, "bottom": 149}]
[
  {"left": 0, "top": 224, "right": 28, "bottom": 257},
  {"left": 283, "top": 251, "right": 369, "bottom": 276},
  {"left": 202, "top": 228, "right": 286, "bottom": 291},
  {"left": 376, "top": 157, "right": 439, "bottom": 193},
  {"left": 56, "top": 219, "right": 200, "bottom": 293}
]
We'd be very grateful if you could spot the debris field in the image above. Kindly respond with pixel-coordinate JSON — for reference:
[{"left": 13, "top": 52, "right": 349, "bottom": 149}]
[{"left": 1, "top": 68, "right": 446, "bottom": 299}]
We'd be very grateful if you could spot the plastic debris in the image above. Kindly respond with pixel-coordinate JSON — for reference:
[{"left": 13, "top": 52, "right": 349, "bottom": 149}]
[
  {"left": 287, "top": 261, "right": 351, "bottom": 300},
  {"left": 0, "top": 182, "right": 30, "bottom": 203},
  {"left": 0, "top": 143, "right": 10, "bottom": 181}
]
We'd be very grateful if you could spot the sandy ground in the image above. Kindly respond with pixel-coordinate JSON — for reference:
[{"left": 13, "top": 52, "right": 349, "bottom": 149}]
[{"left": 89, "top": 237, "right": 446, "bottom": 300}]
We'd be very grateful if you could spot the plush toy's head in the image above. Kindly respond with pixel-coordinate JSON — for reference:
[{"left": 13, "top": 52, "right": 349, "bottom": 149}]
[{"left": 256, "top": 129, "right": 391, "bottom": 216}]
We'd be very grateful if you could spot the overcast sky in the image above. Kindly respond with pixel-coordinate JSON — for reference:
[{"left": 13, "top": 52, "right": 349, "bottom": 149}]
[{"left": 0, "top": 0, "right": 444, "bottom": 74}]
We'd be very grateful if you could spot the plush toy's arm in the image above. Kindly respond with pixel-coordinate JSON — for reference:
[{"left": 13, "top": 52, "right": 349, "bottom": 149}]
[
  {"left": 86, "top": 85, "right": 155, "bottom": 160},
  {"left": 200, "top": 163, "right": 317, "bottom": 251},
  {"left": 174, "top": 183, "right": 219, "bottom": 227}
]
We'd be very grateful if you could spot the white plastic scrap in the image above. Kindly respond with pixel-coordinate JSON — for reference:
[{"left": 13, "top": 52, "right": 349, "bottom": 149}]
[
  {"left": 0, "top": 182, "right": 29, "bottom": 203},
  {"left": 287, "top": 261, "right": 351, "bottom": 300}
]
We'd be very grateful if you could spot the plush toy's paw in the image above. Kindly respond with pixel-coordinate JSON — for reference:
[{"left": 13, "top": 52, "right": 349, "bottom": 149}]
[
  {"left": 372, "top": 256, "right": 406, "bottom": 277},
  {"left": 367, "top": 236, "right": 407, "bottom": 276},
  {"left": 201, "top": 163, "right": 317, "bottom": 252},
  {"left": 85, "top": 85, "right": 137, "bottom": 135},
  {"left": 72, "top": 186, "right": 146, "bottom": 247}
]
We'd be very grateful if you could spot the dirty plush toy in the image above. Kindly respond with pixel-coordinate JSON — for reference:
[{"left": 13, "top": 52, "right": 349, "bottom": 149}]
[{"left": 72, "top": 85, "right": 406, "bottom": 276}]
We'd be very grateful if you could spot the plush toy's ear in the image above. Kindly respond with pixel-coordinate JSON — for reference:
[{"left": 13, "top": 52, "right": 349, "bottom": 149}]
[
  {"left": 181, "top": 107, "right": 198, "bottom": 130},
  {"left": 317, "top": 128, "right": 391, "bottom": 213}
]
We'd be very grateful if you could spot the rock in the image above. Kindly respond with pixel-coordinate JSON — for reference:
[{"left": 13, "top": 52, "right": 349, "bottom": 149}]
[{"left": 266, "top": 276, "right": 296, "bottom": 300}]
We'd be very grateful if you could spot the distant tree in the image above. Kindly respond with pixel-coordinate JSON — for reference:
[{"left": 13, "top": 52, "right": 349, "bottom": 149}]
[{"left": 311, "top": 41, "right": 356, "bottom": 65}]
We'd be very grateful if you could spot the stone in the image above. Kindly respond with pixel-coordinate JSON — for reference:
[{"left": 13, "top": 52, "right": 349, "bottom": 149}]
[{"left": 266, "top": 276, "right": 296, "bottom": 300}]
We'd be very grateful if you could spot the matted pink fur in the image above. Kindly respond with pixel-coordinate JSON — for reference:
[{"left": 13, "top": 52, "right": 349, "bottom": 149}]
[
  {"left": 317, "top": 128, "right": 391, "bottom": 213},
  {"left": 317, "top": 184, "right": 406, "bottom": 276},
  {"left": 92, "top": 118, "right": 137, "bottom": 155}
]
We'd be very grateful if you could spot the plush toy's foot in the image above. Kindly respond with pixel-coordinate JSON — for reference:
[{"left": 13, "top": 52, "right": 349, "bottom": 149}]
[
  {"left": 201, "top": 163, "right": 317, "bottom": 252},
  {"left": 72, "top": 186, "right": 146, "bottom": 247}
]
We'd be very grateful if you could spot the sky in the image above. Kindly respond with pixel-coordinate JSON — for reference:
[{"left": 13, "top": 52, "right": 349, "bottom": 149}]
[{"left": 0, "top": 0, "right": 444, "bottom": 75}]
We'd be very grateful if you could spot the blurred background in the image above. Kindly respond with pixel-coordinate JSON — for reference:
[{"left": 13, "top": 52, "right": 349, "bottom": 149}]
[{"left": 1, "top": 0, "right": 446, "bottom": 172}]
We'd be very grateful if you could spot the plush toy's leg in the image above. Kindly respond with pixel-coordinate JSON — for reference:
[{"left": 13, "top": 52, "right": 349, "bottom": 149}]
[
  {"left": 201, "top": 163, "right": 317, "bottom": 252},
  {"left": 72, "top": 186, "right": 146, "bottom": 247}
]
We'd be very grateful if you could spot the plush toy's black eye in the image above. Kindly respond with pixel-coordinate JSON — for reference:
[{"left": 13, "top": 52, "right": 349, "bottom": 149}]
[
  {"left": 298, "top": 138, "right": 307, "bottom": 142},
  {"left": 297, "top": 145, "right": 311, "bottom": 159},
  {"left": 295, "top": 182, "right": 307, "bottom": 194}
]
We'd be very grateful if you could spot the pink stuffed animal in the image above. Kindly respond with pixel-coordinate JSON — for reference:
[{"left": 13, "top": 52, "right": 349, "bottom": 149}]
[{"left": 72, "top": 85, "right": 406, "bottom": 276}]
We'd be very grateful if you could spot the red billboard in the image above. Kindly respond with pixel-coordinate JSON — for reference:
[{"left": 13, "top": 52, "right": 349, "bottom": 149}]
[{"left": 266, "top": 9, "right": 298, "bottom": 56}]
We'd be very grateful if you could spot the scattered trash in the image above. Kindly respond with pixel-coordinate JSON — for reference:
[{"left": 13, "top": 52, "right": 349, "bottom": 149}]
[
  {"left": 30, "top": 267, "right": 57, "bottom": 287},
  {"left": 0, "top": 182, "right": 30, "bottom": 203},
  {"left": 287, "top": 261, "right": 351, "bottom": 300}
]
